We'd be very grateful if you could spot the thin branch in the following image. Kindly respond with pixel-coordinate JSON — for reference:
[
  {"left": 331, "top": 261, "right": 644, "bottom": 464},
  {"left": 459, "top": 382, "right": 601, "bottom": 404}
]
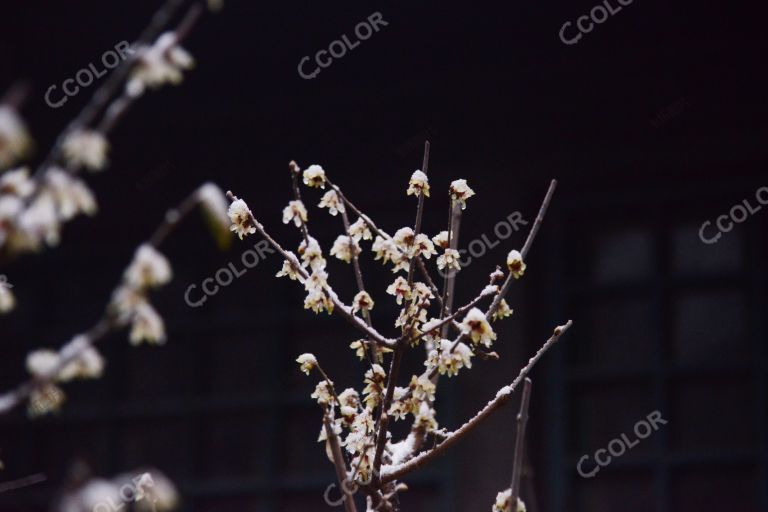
[
  {"left": 415, "top": 257, "right": 444, "bottom": 311},
  {"left": 323, "top": 411, "right": 358, "bottom": 512},
  {"left": 411, "top": 288, "right": 491, "bottom": 345},
  {"left": 508, "top": 378, "right": 532, "bottom": 512},
  {"left": 97, "top": 4, "right": 204, "bottom": 136},
  {"left": 381, "top": 320, "right": 572, "bottom": 483},
  {"left": 439, "top": 202, "right": 463, "bottom": 332},
  {"left": 375, "top": 141, "right": 430, "bottom": 478},
  {"left": 406, "top": 141, "right": 430, "bottom": 286},
  {"left": 486, "top": 180, "right": 557, "bottom": 321},
  {"left": 372, "top": 342, "right": 404, "bottom": 479},
  {"left": 225, "top": 191, "right": 397, "bottom": 349},
  {"left": 0, "top": 184, "right": 212, "bottom": 416},
  {"left": 337, "top": 195, "right": 377, "bottom": 367},
  {"left": 288, "top": 161, "right": 311, "bottom": 246}
]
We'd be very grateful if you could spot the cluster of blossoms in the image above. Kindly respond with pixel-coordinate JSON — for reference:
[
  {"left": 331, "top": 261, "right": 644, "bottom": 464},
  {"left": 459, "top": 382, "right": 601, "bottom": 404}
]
[
  {"left": 12, "top": 181, "right": 229, "bottom": 421},
  {"left": 227, "top": 158, "right": 552, "bottom": 512},
  {"left": 25, "top": 335, "right": 105, "bottom": 416},
  {"left": 127, "top": 32, "right": 194, "bottom": 97},
  {"left": 111, "top": 244, "right": 173, "bottom": 345}
]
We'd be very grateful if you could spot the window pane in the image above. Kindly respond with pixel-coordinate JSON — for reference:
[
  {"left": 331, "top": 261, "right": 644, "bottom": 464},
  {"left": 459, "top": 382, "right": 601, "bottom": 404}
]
[
  {"left": 571, "top": 384, "right": 659, "bottom": 458},
  {"left": 672, "top": 222, "right": 743, "bottom": 275},
  {"left": 571, "top": 298, "right": 656, "bottom": 370},
  {"left": 669, "top": 377, "right": 755, "bottom": 454},
  {"left": 593, "top": 229, "right": 654, "bottom": 285},
  {"left": 671, "top": 467, "right": 757, "bottom": 511},
  {"left": 672, "top": 291, "right": 749, "bottom": 365}
]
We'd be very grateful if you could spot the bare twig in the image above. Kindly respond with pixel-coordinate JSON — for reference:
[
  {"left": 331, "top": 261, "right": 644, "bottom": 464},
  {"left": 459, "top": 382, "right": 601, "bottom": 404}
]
[
  {"left": 381, "top": 320, "right": 572, "bottom": 483},
  {"left": 439, "top": 202, "right": 463, "bottom": 332},
  {"left": 508, "top": 378, "right": 532, "bottom": 512}
]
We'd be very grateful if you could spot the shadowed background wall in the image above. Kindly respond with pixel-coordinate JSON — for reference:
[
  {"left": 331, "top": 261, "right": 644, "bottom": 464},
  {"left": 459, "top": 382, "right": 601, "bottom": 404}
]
[{"left": 1, "top": 0, "right": 766, "bottom": 510}]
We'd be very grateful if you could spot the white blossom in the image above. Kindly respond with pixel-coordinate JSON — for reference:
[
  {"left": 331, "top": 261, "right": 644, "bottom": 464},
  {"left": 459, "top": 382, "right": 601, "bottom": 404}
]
[
  {"left": 0, "top": 106, "right": 31, "bottom": 169},
  {"left": 282, "top": 200, "right": 308, "bottom": 227},
  {"left": 413, "top": 233, "right": 437, "bottom": 259},
  {"left": 28, "top": 383, "right": 65, "bottom": 417},
  {"left": 349, "top": 339, "right": 367, "bottom": 360},
  {"left": 352, "top": 290, "right": 374, "bottom": 314},
  {"left": 372, "top": 235, "right": 399, "bottom": 264},
  {"left": 197, "top": 182, "right": 230, "bottom": 233},
  {"left": 304, "top": 289, "right": 333, "bottom": 314},
  {"left": 125, "top": 244, "right": 172, "bottom": 289},
  {"left": 45, "top": 168, "right": 97, "bottom": 221},
  {"left": 299, "top": 236, "right": 326, "bottom": 271},
  {"left": 0, "top": 167, "right": 35, "bottom": 197},
  {"left": 425, "top": 339, "right": 473, "bottom": 377},
  {"left": 407, "top": 170, "right": 430, "bottom": 197},
  {"left": 0, "top": 281, "right": 14, "bottom": 313},
  {"left": 492, "top": 489, "right": 526, "bottom": 512},
  {"left": 432, "top": 230, "right": 449, "bottom": 249},
  {"left": 128, "top": 33, "right": 194, "bottom": 94},
  {"left": 227, "top": 197, "right": 257, "bottom": 239},
  {"left": 338, "top": 388, "right": 360, "bottom": 408},
  {"left": 129, "top": 301, "right": 166, "bottom": 345},
  {"left": 59, "top": 478, "right": 120, "bottom": 512},
  {"left": 330, "top": 235, "right": 360, "bottom": 263},
  {"left": 492, "top": 298, "right": 513, "bottom": 321},
  {"left": 318, "top": 189, "right": 344, "bottom": 216},
  {"left": 62, "top": 130, "right": 109, "bottom": 171},
  {"left": 276, "top": 258, "right": 302, "bottom": 280},
  {"left": 12, "top": 192, "right": 60, "bottom": 251},
  {"left": 460, "top": 307, "right": 496, "bottom": 348},
  {"left": 349, "top": 217, "right": 372, "bottom": 241},
  {"left": 303, "top": 165, "right": 327, "bottom": 188},
  {"left": 437, "top": 248, "right": 461, "bottom": 271},
  {"left": 304, "top": 269, "right": 328, "bottom": 293},
  {"left": 311, "top": 380, "right": 335, "bottom": 405},
  {"left": 449, "top": 179, "right": 475, "bottom": 210},
  {"left": 58, "top": 336, "right": 105, "bottom": 381},
  {"left": 26, "top": 349, "right": 60, "bottom": 379},
  {"left": 506, "top": 249, "right": 526, "bottom": 279},
  {"left": 393, "top": 227, "right": 415, "bottom": 253},
  {"left": 386, "top": 276, "right": 411, "bottom": 305},
  {"left": 296, "top": 353, "right": 317, "bottom": 375}
]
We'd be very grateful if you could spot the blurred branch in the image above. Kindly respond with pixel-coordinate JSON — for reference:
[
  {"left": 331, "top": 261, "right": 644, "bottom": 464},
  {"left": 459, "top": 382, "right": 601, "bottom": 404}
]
[{"left": 0, "top": 183, "right": 213, "bottom": 416}]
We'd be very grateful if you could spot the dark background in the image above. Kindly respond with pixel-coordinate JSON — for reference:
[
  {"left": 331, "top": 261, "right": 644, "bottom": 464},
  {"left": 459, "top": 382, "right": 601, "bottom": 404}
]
[{"left": 1, "top": 0, "right": 767, "bottom": 511}]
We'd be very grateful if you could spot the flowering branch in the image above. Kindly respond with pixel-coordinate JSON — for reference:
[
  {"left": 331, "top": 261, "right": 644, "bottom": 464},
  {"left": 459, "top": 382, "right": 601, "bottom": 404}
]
[
  {"left": 224, "top": 190, "right": 398, "bottom": 349},
  {"left": 380, "top": 321, "right": 572, "bottom": 483},
  {"left": 486, "top": 179, "right": 557, "bottom": 321},
  {"left": 0, "top": 182, "right": 229, "bottom": 416}
]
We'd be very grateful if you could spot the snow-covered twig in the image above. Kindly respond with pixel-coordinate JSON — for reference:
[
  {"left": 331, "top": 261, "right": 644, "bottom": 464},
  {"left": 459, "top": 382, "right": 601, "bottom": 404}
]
[{"left": 380, "top": 321, "right": 572, "bottom": 483}]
